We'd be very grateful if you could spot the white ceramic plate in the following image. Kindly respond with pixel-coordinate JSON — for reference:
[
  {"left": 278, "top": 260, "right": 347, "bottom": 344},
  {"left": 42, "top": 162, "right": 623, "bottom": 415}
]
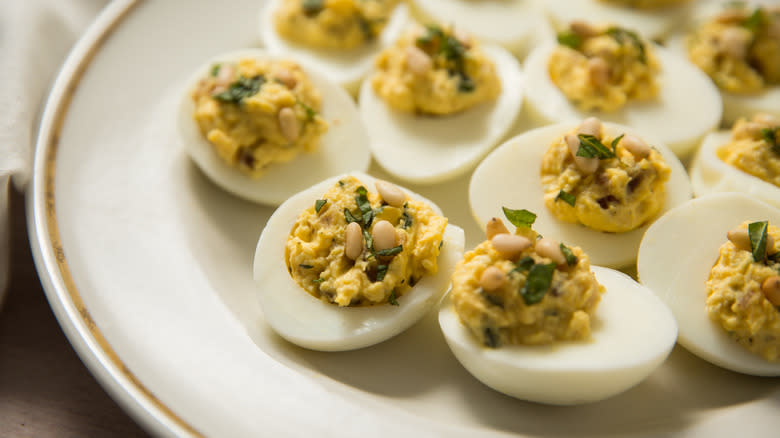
[{"left": 30, "top": 1, "right": 780, "bottom": 437}]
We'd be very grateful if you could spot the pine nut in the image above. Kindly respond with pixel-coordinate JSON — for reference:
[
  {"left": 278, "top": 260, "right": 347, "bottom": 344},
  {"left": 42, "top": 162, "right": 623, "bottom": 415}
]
[
  {"left": 216, "top": 63, "right": 235, "bottom": 87},
  {"left": 345, "top": 222, "right": 364, "bottom": 260},
  {"left": 718, "top": 27, "right": 751, "bottom": 59},
  {"left": 491, "top": 234, "right": 532, "bottom": 259},
  {"left": 587, "top": 57, "right": 610, "bottom": 87},
  {"left": 565, "top": 134, "right": 599, "bottom": 175},
  {"left": 405, "top": 46, "right": 433, "bottom": 76},
  {"left": 486, "top": 217, "right": 510, "bottom": 240},
  {"left": 535, "top": 238, "right": 566, "bottom": 265},
  {"left": 570, "top": 20, "right": 598, "bottom": 37},
  {"left": 372, "top": 220, "right": 397, "bottom": 252},
  {"left": 761, "top": 276, "right": 780, "bottom": 306},
  {"left": 480, "top": 266, "right": 506, "bottom": 292},
  {"left": 578, "top": 117, "right": 603, "bottom": 138},
  {"left": 375, "top": 181, "right": 406, "bottom": 207},
  {"left": 278, "top": 107, "right": 300, "bottom": 142},
  {"left": 726, "top": 228, "right": 774, "bottom": 254},
  {"left": 275, "top": 68, "right": 297, "bottom": 88},
  {"left": 620, "top": 134, "right": 651, "bottom": 159}
]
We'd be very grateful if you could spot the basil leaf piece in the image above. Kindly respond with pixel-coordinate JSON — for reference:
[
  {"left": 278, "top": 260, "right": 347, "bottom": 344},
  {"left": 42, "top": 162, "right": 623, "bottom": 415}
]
[
  {"left": 749, "top": 221, "right": 768, "bottom": 262},
  {"left": 482, "top": 327, "right": 499, "bottom": 348},
  {"left": 514, "top": 256, "right": 535, "bottom": 273},
  {"left": 520, "top": 263, "right": 557, "bottom": 305},
  {"left": 312, "top": 278, "right": 325, "bottom": 284},
  {"left": 355, "top": 186, "right": 373, "bottom": 226},
  {"left": 577, "top": 134, "right": 616, "bottom": 159},
  {"left": 742, "top": 8, "right": 766, "bottom": 33},
  {"left": 210, "top": 64, "right": 221, "bottom": 77},
  {"left": 363, "top": 229, "right": 374, "bottom": 253},
  {"left": 761, "top": 127, "right": 780, "bottom": 154},
  {"left": 557, "top": 31, "right": 581, "bottom": 49},
  {"left": 213, "top": 75, "right": 266, "bottom": 104},
  {"left": 376, "top": 245, "right": 403, "bottom": 257},
  {"left": 605, "top": 27, "right": 646, "bottom": 63},
  {"left": 302, "top": 0, "right": 324, "bottom": 16},
  {"left": 556, "top": 190, "right": 576, "bottom": 207},
  {"left": 502, "top": 207, "right": 536, "bottom": 228},
  {"left": 388, "top": 290, "right": 399, "bottom": 306},
  {"left": 297, "top": 99, "right": 317, "bottom": 121},
  {"left": 401, "top": 211, "right": 413, "bottom": 229},
  {"left": 344, "top": 208, "right": 360, "bottom": 224},
  {"left": 611, "top": 133, "right": 625, "bottom": 154},
  {"left": 560, "top": 243, "right": 578, "bottom": 266},
  {"left": 299, "top": 264, "right": 314, "bottom": 269},
  {"left": 376, "top": 264, "right": 388, "bottom": 282},
  {"left": 315, "top": 199, "right": 327, "bottom": 213}
]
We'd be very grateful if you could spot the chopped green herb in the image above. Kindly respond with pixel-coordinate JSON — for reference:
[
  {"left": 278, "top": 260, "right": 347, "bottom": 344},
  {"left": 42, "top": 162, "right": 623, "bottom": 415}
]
[
  {"left": 514, "top": 256, "right": 535, "bottom": 273},
  {"left": 577, "top": 134, "right": 616, "bottom": 159},
  {"left": 761, "top": 127, "right": 780, "bottom": 154},
  {"left": 338, "top": 180, "right": 345, "bottom": 187},
  {"left": 749, "top": 221, "right": 769, "bottom": 262},
  {"left": 355, "top": 186, "right": 373, "bottom": 226},
  {"left": 769, "top": 251, "right": 780, "bottom": 264},
  {"left": 297, "top": 100, "right": 317, "bottom": 122},
  {"left": 388, "top": 290, "right": 399, "bottom": 306},
  {"left": 502, "top": 207, "right": 537, "bottom": 228},
  {"left": 213, "top": 75, "right": 266, "bottom": 104},
  {"left": 520, "top": 263, "right": 556, "bottom": 305},
  {"left": 560, "top": 243, "right": 578, "bottom": 266},
  {"left": 363, "top": 229, "right": 374, "bottom": 253},
  {"left": 376, "top": 245, "right": 403, "bottom": 257},
  {"left": 401, "top": 211, "right": 413, "bottom": 229},
  {"left": 376, "top": 264, "right": 388, "bottom": 281},
  {"left": 611, "top": 133, "right": 625, "bottom": 154},
  {"left": 210, "top": 64, "right": 221, "bottom": 77},
  {"left": 482, "top": 327, "right": 499, "bottom": 348},
  {"left": 605, "top": 27, "right": 646, "bottom": 64},
  {"left": 302, "top": 0, "right": 324, "bottom": 16},
  {"left": 482, "top": 291, "right": 504, "bottom": 308},
  {"left": 344, "top": 208, "right": 360, "bottom": 224},
  {"left": 312, "top": 278, "right": 325, "bottom": 284},
  {"left": 556, "top": 190, "right": 576, "bottom": 207},
  {"left": 299, "top": 264, "right": 314, "bottom": 269},
  {"left": 742, "top": 8, "right": 766, "bottom": 33},
  {"left": 458, "top": 74, "right": 475, "bottom": 93},
  {"left": 557, "top": 31, "right": 581, "bottom": 49},
  {"left": 315, "top": 199, "right": 327, "bottom": 213}
]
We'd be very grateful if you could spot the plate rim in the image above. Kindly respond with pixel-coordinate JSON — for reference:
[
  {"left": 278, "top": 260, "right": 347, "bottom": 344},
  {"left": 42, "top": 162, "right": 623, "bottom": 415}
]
[{"left": 28, "top": 0, "right": 200, "bottom": 436}]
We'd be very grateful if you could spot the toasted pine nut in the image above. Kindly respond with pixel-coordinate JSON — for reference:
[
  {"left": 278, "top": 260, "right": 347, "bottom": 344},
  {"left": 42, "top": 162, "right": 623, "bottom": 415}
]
[
  {"left": 278, "top": 107, "right": 300, "bottom": 142},
  {"left": 535, "top": 238, "right": 566, "bottom": 265},
  {"left": 405, "top": 46, "right": 433, "bottom": 75},
  {"left": 480, "top": 266, "right": 506, "bottom": 292},
  {"left": 275, "top": 68, "right": 297, "bottom": 88},
  {"left": 718, "top": 27, "right": 751, "bottom": 59},
  {"left": 761, "top": 276, "right": 780, "bottom": 306},
  {"left": 565, "top": 134, "right": 599, "bottom": 175},
  {"left": 454, "top": 28, "right": 472, "bottom": 49},
  {"left": 754, "top": 113, "right": 780, "bottom": 126},
  {"left": 486, "top": 217, "right": 510, "bottom": 240},
  {"left": 587, "top": 57, "right": 610, "bottom": 87},
  {"left": 216, "top": 63, "right": 235, "bottom": 87},
  {"left": 727, "top": 228, "right": 751, "bottom": 252},
  {"left": 375, "top": 181, "right": 406, "bottom": 207},
  {"left": 735, "top": 121, "right": 764, "bottom": 139},
  {"left": 715, "top": 9, "right": 747, "bottom": 25},
  {"left": 578, "top": 117, "right": 603, "bottom": 138},
  {"left": 570, "top": 20, "right": 598, "bottom": 37},
  {"left": 372, "top": 220, "right": 397, "bottom": 252},
  {"left": 620, "top": 134, "right": 651, "bottom": 159},
  {"left": 345, "top": 222, "right": 364, "bottom": 260},
  {"left": 491, "top": 234, "right": 532, "bottom": 259}
]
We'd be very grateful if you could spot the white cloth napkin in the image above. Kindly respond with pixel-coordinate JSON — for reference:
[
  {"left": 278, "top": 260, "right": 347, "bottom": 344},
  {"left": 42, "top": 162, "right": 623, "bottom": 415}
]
[{"left": 0, "top": 0, "right": 108, "bottom": 300}]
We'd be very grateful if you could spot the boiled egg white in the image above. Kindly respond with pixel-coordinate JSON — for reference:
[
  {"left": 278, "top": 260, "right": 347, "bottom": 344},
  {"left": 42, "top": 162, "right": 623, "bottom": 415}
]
[
  {"left": 690, "top": 130, "right": 780, "bottom": 208},
  {"left": 253, "top": 172, "right": 465, "bottom": 351},
  {"left": 523, "top": 41, "right": 722, "bottom": 158},
  {"left": 469, "top": 122, "right": 692, "bottom": 268},
  {"left": 408, "top": 0, "right": 553, "bottom": 58},
  {"left": 637, "top": 193, "right": 780, "bottom": 375},
  {"left": 178, "top": 49, "right": 371, "bottom": 205},
  {"left": 259, "top": 0, "right": 410, "bottom": 95},
  {"left": 543, "top": 0, "right": 694, "bottom": 41},
  {"left": 359, "top": 44, "right": 523, "bottom": 184},
  {"left": 439, "top": 265, "right": 678, "bottom": 405}
]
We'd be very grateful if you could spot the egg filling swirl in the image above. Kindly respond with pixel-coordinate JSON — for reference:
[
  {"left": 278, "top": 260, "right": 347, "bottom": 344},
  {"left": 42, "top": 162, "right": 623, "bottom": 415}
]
[
  {"left": 597, "top": 0, "right": 691, "bottom": 10},
  {"left": 717, "top": 113, "right": 780, "bottom": 187},
  {"left": 450, "top": 212, "right": 604, "bottom": 348},
  {"left": 285, "top": 176, "right": 447, "bottom": 306}
]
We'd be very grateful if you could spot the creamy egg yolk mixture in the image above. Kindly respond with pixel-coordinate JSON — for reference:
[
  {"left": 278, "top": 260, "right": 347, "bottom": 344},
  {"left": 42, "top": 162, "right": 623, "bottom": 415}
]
[
  {"left": 540, "top": 125, "right": 670, "bottom": 233},
  {"left": 285, "top": 176, "right": 447, "bottom": 307},
  {"left": 598, "top": 0, "right": 690, "bottom": 9},
  {"left": 451, "top": 222, "right": 604, "bottom": 347},
  {"left": 273, "top": 0, "right": 400, "bottom": 49},
  {"left": 717, "top": 114, "right": 780, "bottom": 187},
  {"left": 687, "top": 6, "right": 780, "bottom": 94},
  {"left": 549, "top": 22, "right": 660, "bottom": 112},
  {"left": 707, "top": 221, "right": 780, "bottom": 361},
  {"left": 191, "top": 58, "right": 328, "bottom": 178},
  {"left": 371, "top": 25, "right": 501, "bottom": 115}
]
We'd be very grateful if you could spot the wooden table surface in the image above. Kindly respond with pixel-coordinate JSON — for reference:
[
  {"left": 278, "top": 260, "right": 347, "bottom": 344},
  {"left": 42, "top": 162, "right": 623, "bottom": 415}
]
[{"left": 0, "top": 188, "right": 150, "bottom": 437}]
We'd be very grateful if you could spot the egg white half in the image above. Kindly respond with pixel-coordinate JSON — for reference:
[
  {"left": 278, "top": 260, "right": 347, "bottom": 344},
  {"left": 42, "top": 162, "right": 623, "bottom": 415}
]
[
  {"left": 253, "top": 172, "right": 465, "bottom": 351},
  {"left": 178, "top": 49, "right": 371, "bottom": 206},
  {"left": 409, "top": 0, "right": 552, "bottom": 58},
  {"left": 523, "top": 41, "right": 722, "bottom": 158},
  {"left": 543, "top": 0, "right": 694, "bottom": 41},
  {"left": 439, "top": 266, "right": 678, "bottom": 405},
  {"left": 469, "top": 122, "right": 692, "bottom": 268},
  {"left": 259, "top": 0, "right": 410, "bottom": 95},
  {"left": 359, "top": 44, "right": 524, "bottom": 184},
  {"left": 690, "top": 130, "right": 780, "bottom": 208},
  {"left": 637, "top": 193, "right": 780, "bottom": 376}
]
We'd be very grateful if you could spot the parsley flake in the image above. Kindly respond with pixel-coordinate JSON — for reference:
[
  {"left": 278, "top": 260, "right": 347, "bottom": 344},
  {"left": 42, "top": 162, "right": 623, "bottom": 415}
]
[
  {"left": 213, "top": 75, "right": 266, "bottom": 104},
  {"left": 388, "top": 290, "right": 399, "bottom": 306}
]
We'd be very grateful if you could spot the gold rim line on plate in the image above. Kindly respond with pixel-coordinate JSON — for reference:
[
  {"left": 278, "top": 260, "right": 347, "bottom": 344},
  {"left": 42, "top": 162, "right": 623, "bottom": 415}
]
[{"left": 40, "top": 0, "right": 202, "bottom": 436}]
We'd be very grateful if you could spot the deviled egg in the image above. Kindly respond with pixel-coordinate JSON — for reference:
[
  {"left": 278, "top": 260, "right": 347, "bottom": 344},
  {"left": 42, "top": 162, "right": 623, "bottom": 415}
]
[
  {"left": 253, "top": 172, "right": 465, "bottom": 351},
  {"left": 439, "top": 210, "right": 677, "bottom": 404},
  {"left": 691, "top": 113, "right": 780, "bottom": 207},
  {"left": 259, "top": 0, "right": 410, "bottom": 95},
  {"left": 523, "top": 21, "right": 721, "bottom": 157},
  {"left": 469, "top": 118, "right": 691, "bottom": 268},
  {"left": 178, "top": 49, "right": 370, "bottom": 205},
  {"left": 638, "top": 193, "right": 780, "bottom": 375},
  {"left": 543, "top": 0, "right": 695, "bottom": 41},
  {"left": 408, "top": 0, "right": 552, "bottom": 58},
  {"left": 359, "top": 24, "right": 523, "bottom": 184}
]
